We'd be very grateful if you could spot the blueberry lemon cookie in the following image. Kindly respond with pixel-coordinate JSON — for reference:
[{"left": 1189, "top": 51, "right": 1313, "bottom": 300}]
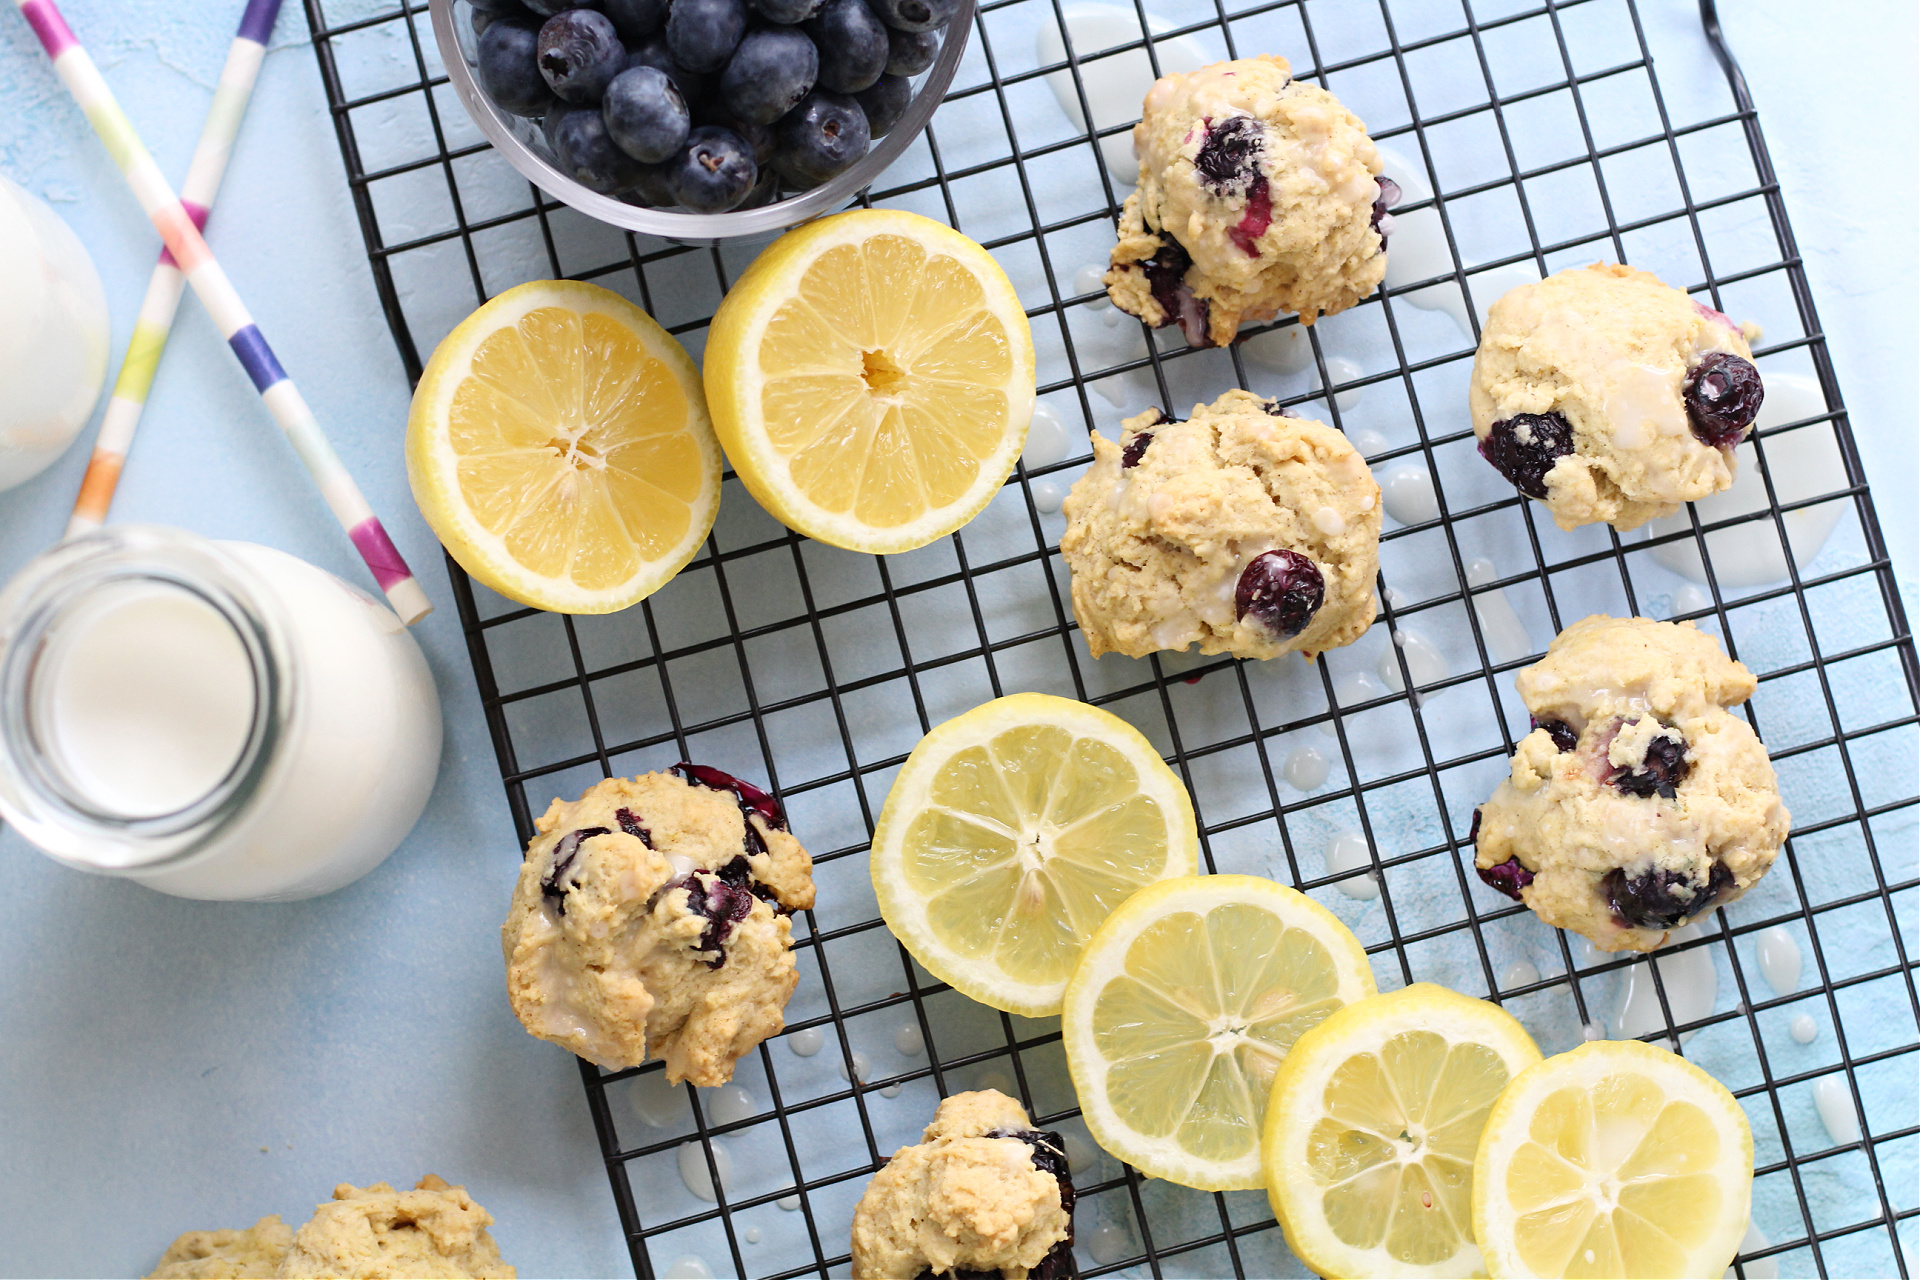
[
  {"left": 1473, "top": 616, "right": 1789, "bottom": 953},
  {"left": 851, "top": 1091, "right": 1074, "bottom": 1280},
  {"left": 277, "top": 1177, "right": 513, "bottom": 1279},
  {"left": 501, "top": 764, "right": 815, "bottom": 1082},
  {"left": 147, "top": 1219, "right": 293, "bottom": 1279},
  {"left": 1104, "top": 55, "right": 1393, "bottom": 347},
  {"left": 1471, "top": 263, "right": 1765, "bottom": 531},
  {"left": 1060, "top": 388, "right": 1380, "bottom": 661}
]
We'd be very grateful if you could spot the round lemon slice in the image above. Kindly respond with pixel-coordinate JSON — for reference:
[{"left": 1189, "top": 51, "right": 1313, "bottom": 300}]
[
  {"left": 1262, "top": 983, "right": 1543, "bottom": 1278},
  {"left": 870, "top": 693, "right": 1198, "bottom": 1017},
  {"left": 1473, "top": 1039, "right": 1753, "bottom": 1279},
  {"left": 1062, "top": 874, "right": 1375, "bottom": 1191},
  {"left": 406, "top": 279, "right": 720, "bottom": 613},
  {"left": 704, "top": 208, "right": 1035, "bottom": 553}
]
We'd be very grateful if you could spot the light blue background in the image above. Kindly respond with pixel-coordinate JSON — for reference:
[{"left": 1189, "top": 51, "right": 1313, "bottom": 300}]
[{"left": 0, "top": 2, "right": 1912, "bottom": 1276}]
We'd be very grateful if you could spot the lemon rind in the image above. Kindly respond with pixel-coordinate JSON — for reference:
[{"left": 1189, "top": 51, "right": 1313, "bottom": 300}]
[{"left": 869, "top": 692, "right": 1199, "bottom": 1018}]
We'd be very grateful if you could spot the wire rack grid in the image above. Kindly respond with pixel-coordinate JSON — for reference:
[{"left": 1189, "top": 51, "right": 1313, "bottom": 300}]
[{"left": 303, "top": 0, "right": 1918, "bottom": 1274}]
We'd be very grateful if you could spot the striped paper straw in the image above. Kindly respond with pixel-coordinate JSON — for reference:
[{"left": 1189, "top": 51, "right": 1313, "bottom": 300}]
[
  {"left": 17, "top": 0, "right": 432, "bottom": 626},
  {"left": 66, "top": 0, "right": 283, "bottom": 540}
]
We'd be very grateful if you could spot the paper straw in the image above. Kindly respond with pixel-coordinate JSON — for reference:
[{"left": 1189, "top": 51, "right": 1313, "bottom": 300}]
[
  {"left": 66, "top": 0, "right": 283, "bottom": 540},
  {"left": 17, "top": 0, "right": 432, "bottom": 626}
]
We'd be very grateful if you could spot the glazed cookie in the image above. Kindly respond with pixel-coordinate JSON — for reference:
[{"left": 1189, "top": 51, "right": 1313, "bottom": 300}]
[
  {"left": 1473, "top": 616, "right": 1789, "bottom": 953},
  {"left": 1104, "top": 55, "right": 1392, "bottom": 347},
  {"left": 278, "top": 1176, "right": 513, "bottom": 1279},
  {"left": 1060, "top": 388, "right": 1380, "bottom": 661},
  {"left": 502, "top": 764, "right": 815, "bottom": 1082},
  {"left": 147, "top": 1217, "right": 292, "bottom": 1279},
  {"left": 1470, "top": 263, "right": 1765, "bottom": 531},
  {"left": 851, "top": 1091, "right": 1074, "bottom": 1280}
]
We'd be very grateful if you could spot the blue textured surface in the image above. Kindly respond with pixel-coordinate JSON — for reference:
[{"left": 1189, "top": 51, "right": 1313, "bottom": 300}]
[{"left": 0, "top": 2, "right": 1912, "bottom": 1277}]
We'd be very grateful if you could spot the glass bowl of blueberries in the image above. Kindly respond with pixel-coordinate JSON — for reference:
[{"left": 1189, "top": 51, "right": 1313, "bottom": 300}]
[{"left": 432, "top": 0, "right": 973, "bottom": 243}]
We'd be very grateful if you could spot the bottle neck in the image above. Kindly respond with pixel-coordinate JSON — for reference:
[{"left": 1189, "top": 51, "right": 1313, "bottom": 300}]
[{"left": 0, "top": 526, "right": 289, "bottom": 872}]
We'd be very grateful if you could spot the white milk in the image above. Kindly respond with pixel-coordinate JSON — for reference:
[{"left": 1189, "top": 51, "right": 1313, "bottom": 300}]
[
  {"left": 0, "top": 526, "right": 441, "bottom": 900},
  {"left": 0, "top": 175, "right": 110, "bottom": 491}
]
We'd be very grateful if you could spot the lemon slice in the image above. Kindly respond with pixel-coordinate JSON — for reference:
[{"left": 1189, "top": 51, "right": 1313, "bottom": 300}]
[
  {"left": 1262, "top": 983, "right": 1543, "bottom": 1278},
  {"left": 1473, "top": 1039, "right": 1753, "bottom": 1279},
  {"left": 1062, "top": 874, "right": 1375, "bottom": 1191},
  {"left": 406, "top": 279, "right": 720, "bottom": 613},
  {"left": 870, "top": 693, "right": 1198, "bottom": 1017},
  {"left": 703, "top": 208, "right": 1035, "bottom": 553}
]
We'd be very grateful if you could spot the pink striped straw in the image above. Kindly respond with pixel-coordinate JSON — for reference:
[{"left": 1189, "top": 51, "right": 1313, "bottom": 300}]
[
  {"left": 66, "top": 0, "right": 284, "bottom": 540},
  {"left": 16, "top": 0, "right": 432, "bottom": 626}
]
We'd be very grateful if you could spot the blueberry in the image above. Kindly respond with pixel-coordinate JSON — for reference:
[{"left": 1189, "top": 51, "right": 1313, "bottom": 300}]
[
  {"left": 1604, "top": 860, "right": 1732, "bottom": 931},
  {"left": 600, "top": 0, "right": 667, "bottom": 39},
  {"left": 854, "top": 72, "right": 912, "bottom": 138},
  {"left": 667, "top": 124, "right": 759, "bottom": 211},
  {"left": 750, "top": 0, "right": 823, "bottom": 18},
  {"left": 625, "top": 35, "right": 712, "bottom": 104},
  {"left": 1120, "top": 432, "right": 1152, "bottom": 469},
  {"left": 1195, "top": 114, "right": 1264, "bottom": 195},
  {"left": 737, "top": 164, "right": 782, "bottom": 208},
  {"left": 540, "top": 826, "right": 610, "bottom": 913},
  {"left": 614, "top": 807, "right": 652, "bottom": 844},
  {"left": 1479, "top": 410, "right": 1573, "bottom": 500},
  {"left": 678, "top": 854, "right": 787, "bottom": 966},
  {"left": 884, "top": 25, "right": 940, "bottom": 76},
  {"left": 537, "top": 8, "right": 625, "bottom": 102},
  {"left": 1683, "top": 351, "right": 1764, "bottom": 448},
  {"left": 1533, "top": 717, "right": 1579, "bottom": 752},
  {"left": 804, "top": 0, "right": 888, "bottom": 93},
  {"left": 981, "top": 1128, "right": 1075, "bottom": 1278},
  {"left": 671, "top": 762, "right": 789, "bottom": 831},
  {"left": 603, "top": 64, "right": 689, "bottom": 162},
  {"left": 473, "top": 9, "right": 497, "bottom": 35},
  {"left": 719, "top": 27, "right": 818, "bottom": 125},
  {"left": 772, "top": 89, "right": 870, "bottom": 187},
  {"left": 1136, "top": 234, "right": 1211, "bottom": 347},
  {"left": 1234, "top": 549, "right": 1323, "bottom": 638},
  {"left": 667, "top": 0, "right": 748, "bottom": 73},
  {"left": 1372, "top": 174, "right": 1401, "bottom": 240},
  {"left": 476, "top": 17, "right": 558, "bottom": 117},
  {"left": 1476, "top": 855, "right": 1534, "bottom": 902},
  {"left": 1607, "top": 729, "right": 1689, "bottom": 799},
  {"left": 546, "top": 103, "right": 650, "bottom": 193},
  {"left": 1262, "top": 398, "right": 1296, "bottom": 417},
  {"left": 866, "top": 0, "right": 958, "bottom": 33}
]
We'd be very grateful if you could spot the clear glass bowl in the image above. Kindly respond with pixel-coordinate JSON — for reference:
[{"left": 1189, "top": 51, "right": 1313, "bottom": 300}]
[{"left": 430, "top": 0, "right": 975, "bottom": 244}]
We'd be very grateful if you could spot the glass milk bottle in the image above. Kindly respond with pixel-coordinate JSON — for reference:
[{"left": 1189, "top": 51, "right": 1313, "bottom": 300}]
[
  {"left": 0, "top": 525, "right": 442, "bottom": 900},
  {"left": 0, "top": 173, "right": 110, "bottom": 491}
]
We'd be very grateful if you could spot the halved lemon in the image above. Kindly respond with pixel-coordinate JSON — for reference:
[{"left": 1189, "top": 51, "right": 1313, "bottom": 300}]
[
  {"left": 406, "top": 280, "right": 720, "bottom": 613},
  {"left": 1262, "top": 983, "right": 1543, "bottom": 1278},
  {"left": 703, "top": 208, "right": 1034, "bottom": 553},
  {"left": 1473, "top": 1039, "right": 1753, "bottom": 1279},
  {"left": 870, "top": 693, "right": 1197, "bottom": 1017},
  {"left": 1062, "top": 874, "right": 1375, "bottom": 1191}
]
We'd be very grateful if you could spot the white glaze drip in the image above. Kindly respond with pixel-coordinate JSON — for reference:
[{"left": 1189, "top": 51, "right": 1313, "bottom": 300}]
[
  {"left": 1377, "top": 629, "right": 1448, "bottom": 704},
  {"left": 1325, "top": 830, "right": 1379, "bottom": 899},
  {"left": 1086, "top": 1220, "right": 1135, "bottom": 1266},
  {"left": 1756, "top": 926, "right": 1802, "bottom": 997},
  {"left": 1022, "top": 400, "right": 1077, "bottom": 469},
  {"left": 786, "top": 1027, "right": 824, "bottom": 1057},
  {"left": 893, "top": 1023, "right": 925, "bottom": 1056},
  {"left": 1789, "top": 1014, "right": 1817, "bottom": 1044},
  {"left": 838, "top": 1050, "right": 871, "bottom": 1084},
  {"left": 1380, "top": 464, "right": 1439, "bottom": 525},
  {"left": 1035, "top": 5, "right": 1209, "bottom": 184},
  {"left": 1031, "top": 479, "right": 1065, "bottom": 514},
  {"left": 1814, "top": 1076, "right": 1862, "bottom": 1145},
  {"left": 629, "top": 1071, "right": 688, "bottom": 1129},
  {"left": 678, "top": 1142, "right": 732, "bottom": 1202},
  {"left": 704, "top": 1084, "right": 755, "bottom": 1127},
  {"left": 1240, "top": 324, "right": 1313, "bottom": 374},
  {"left": 1465, "top": 558, "right": 1534, "bottom": 665},
  {"left": 664, "top": 1256, "right": 712, "bottom": 1280},
  {"left": 1283, "top": 744, "right": 1330, "bottom": 791},
  {"left": 1612, "top": 923, "right": 1716, "bottom": 1048},
  {"left": 1501, "top": 959, "right": 1540, "bottom": 989},
  {"left": 1074, "top": 262, "right": 1110, "bottom": 309}
]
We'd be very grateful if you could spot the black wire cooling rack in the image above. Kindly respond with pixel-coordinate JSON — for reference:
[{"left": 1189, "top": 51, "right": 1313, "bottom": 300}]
[{"left": 306, "top": 0, "right": 1918, "bottom": 1274}]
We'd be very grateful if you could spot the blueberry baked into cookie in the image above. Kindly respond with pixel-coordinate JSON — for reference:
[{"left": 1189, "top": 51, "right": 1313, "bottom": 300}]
[
  {"left": 1060, "top": 388, "right": 1380, "bottom": 661},
  {"left": 1471, "top": 263, "right": 1765, "bottom": 531},
  {"left": 851, "top": 1091, "right": 1074, "bottom": 1280},
  {"left": 1472, "top": 616, "right": 1789, "bottom": 953},
  {"left": 501, "top": 764, "right": 815, "bottom": 1082},
  {"left": 1104, "top": 54, "right": 1395, "bottom": 347}
]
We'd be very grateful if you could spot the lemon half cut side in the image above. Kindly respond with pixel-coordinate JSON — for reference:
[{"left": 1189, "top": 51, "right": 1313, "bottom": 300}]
[
  {"left": 1262, "top": 982, "right": 1544, "bottom": 1278},
  {"left": 1062, "top": 874, "right": 1375, "bottom": 1191},
  {"left": 704, "top": 208, "right": 1035, "bottom": 553},
  {"left": 1473, "top": 1038, "right": 1754, "bottom": 1279},
  {"left": 870, "top": 692, "right": 1199, "bottom": 1018},
  {"left": 406, "top": 279, "right": 720, "bottom": 614}
]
